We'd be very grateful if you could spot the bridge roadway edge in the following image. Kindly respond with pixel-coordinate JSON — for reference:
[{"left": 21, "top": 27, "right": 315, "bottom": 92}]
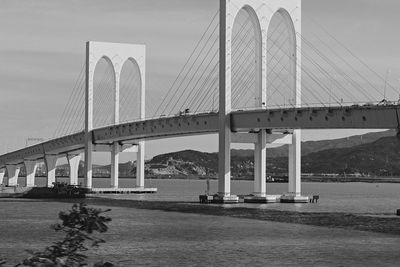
[
  {"left": 232, "top": 105, "right": 400, "bottom": 131},
  {"left": 1, "top": 105, "right": 400, "bottom": 167}
]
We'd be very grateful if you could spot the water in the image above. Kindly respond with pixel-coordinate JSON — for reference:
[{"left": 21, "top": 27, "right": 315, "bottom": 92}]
[
  {"left": 22, "top": 177, "right": 400, "bottom": 214},
  {"left": 3, "top": 178, "right": 400, "bottom": 266},
  {"left": 0, "top": 199, "right": 400, "bottom": 266}
]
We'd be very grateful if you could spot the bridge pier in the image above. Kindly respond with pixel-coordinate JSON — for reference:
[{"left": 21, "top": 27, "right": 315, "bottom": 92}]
[
  {"left": 216, "top": 126, "right": 236, "bottom": 202},
  {"left": 0, "top": 168, "right": 5, "bottom": 185},
  {"left": 254, "top": 131, "right": 267, "bottom": 197},
  {"left": 281, "top": 130, "right": 308, "bottom": 203},
  {"left": 84, "top": 142, "right": 93, "bottom": 189},
  {"left": 111, "top": 143, "right": 119, "bottom": 188},
  {"left": 253, "top": 132, "right": 293, "bottom": 203},
  {"left": 232, "top": 131, "right": 273, "bottom": 203},
  {"left": 215, "top": 0, "right": 237, "bottom": 204},
  {"left": 24, "top": 160, "right": 37, "bottom": 187},
  {"left": 136, "top": 141, "right": 145, "bottom": 188},
  {"left": 67, "top": 154, "right": 81, "bottom": 186},
  {"left": 238, "top": 132, "right": 292, "bottom": 203},
  {"left": 288, "top": 130, "right": 301, "bottom": 195},
  {"left": 45, "top": 155, "right": 58, "bottom": 187},
  {"left": 6, "top": 165, "right": 20, "bottom": 186}
]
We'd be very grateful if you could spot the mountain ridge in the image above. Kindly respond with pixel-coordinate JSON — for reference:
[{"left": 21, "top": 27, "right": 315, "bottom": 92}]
[{"left": 48, "top": 130, "right": 399, "bottom": 178}]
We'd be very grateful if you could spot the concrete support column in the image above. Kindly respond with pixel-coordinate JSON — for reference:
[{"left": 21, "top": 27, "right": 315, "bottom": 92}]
[
  {"left": 111, "top": 143, "right": 119, "bottom": 188},
  {"left": 218, "top": 123, "right": 231, "bottom": 196},
  {"left": 45, "top": 155, "right": 58, "bottom": 187},
  {"left": 0, "top": 168, "right": 5, "bottom": 185},
  {"left": 6, "top": 165, "right": 20, "bottom": 186},
  {"left": 85, "top": 42, "right": 94, "bottom": 189},
  {"left": 24, "top": 160, "right": 37, "bottom": 187},
  {"left": 111, "top": 57, "right": 120, "bottom": 189},
  {"left": 214, "top": 0, "right": 240, "bottom": 203},
  {"left": 288, "top": 130, "right": 301, "bottom": 196},
  {"left": 218, "top": 0, "right": 232, "bottom": 198},
  {"left": 136, "top": 141, "right": 145, "bottom": 188},
  {"left": 84, "top": 141, "right": 93, "bottom": 189},
  {"left": 67, "top": 154, "right": 81, "bottom": 186},
  {"left": 254, "top": 130, "right": 267, "bottom": 196}
]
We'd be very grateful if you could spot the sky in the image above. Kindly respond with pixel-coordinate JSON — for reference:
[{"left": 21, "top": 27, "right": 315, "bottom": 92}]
[{"left": 1, "top": 0, "right": 399, "bottom": 162}]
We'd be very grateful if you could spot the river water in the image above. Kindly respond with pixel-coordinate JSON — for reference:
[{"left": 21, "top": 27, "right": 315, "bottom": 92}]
[
  {"left": 30, "top": 177, "right": 400, "bottom": 215},
  {"left": 2, "top": 178, "right": 400, "bottom": 266}
]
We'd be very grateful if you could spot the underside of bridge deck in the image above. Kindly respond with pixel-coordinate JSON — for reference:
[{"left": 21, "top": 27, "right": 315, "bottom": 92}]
[
  {"left": 231, "top": 105, "right": 400, "bottom": 131},
  {"left": 0, "top": 132, "right": 85, "bottom": 166}
]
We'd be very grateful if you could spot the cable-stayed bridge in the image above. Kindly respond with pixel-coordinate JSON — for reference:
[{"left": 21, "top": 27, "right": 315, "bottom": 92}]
[{"left": 1, "top": 0, "right": 400, "bottom": 203}]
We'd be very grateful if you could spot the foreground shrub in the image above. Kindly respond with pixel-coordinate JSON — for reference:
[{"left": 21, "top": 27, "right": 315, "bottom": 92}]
[{"left": 17, "top": 203, "right": 113, "bottom": 267}]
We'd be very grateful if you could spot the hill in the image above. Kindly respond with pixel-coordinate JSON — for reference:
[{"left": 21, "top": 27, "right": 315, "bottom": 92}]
[
  {"left": 301, "top": 136, "right": 400, "bottom": 176},
  {"left": 267, "top": 129, "right": 395, "bottom": 157},
  {"left": 49, "top": 130, "right": 399, "bottom": 178},
  {"left": 145, "top": 131, "right": 400, "bottom": 177}
]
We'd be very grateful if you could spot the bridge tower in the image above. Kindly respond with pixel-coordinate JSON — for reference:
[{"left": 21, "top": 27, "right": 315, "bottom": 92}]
[
  {"left": 217, "top": 0, "right": 303, "bottom": 203},
  {"left": 85, "top": 42, "right": 146, "bottom": 189}
]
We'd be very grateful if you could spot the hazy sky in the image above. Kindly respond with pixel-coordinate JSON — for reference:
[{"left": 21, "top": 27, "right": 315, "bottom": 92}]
[{"left": 1, "top": 0, "right": 399, "bottom": 160}]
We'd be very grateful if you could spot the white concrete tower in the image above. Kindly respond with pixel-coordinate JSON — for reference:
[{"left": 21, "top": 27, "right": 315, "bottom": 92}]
[
  {"left": 85, "top": 42, "right": 146, "bottom": 189},
  {"left": 217, "top": 0, "right": 302, "bottom": 203}
]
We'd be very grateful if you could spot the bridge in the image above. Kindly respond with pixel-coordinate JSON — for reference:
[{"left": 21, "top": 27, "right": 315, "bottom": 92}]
[{"left": 1, "top": 0, "right": 399, "bottom": 203}]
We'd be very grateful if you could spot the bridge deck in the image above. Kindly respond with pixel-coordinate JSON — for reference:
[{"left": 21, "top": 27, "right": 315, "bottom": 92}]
[
  {"left": 1, "top": 105, "right": 399, "bottom": 167},
  {"left": 231, "top": 105, "right": 400, "bottom": 131},
  {"left": 88, "top": 187, "right": 157, "bottom": 194}
]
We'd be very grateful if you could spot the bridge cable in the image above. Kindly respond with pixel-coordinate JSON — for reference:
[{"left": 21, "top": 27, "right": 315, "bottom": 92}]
[
  {"left": 307, "top": 16, "right": 397, "bottom": 97},
  {"left": 153, "top": 10, "right": 219, "bottom": 117},
  {"left": 188, "top": 15, "right": 255, "bottom": 112},
  {"left": 53, "top": 62, "right": 85, "bottom": 137}
]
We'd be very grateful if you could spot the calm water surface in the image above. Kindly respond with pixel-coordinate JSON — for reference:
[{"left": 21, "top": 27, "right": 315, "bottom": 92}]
[
  {"left": 3, "top": 178, "right": 400, "bottom": 266},
  {"left": 22, "top": 177, "right": 400, "bottom": 214},
  {"left": 1, "top": 200, "right": 400, "bottom": 266}
]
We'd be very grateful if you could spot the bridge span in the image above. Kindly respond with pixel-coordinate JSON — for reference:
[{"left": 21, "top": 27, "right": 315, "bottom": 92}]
[
  {"left": 1, "top": 104, "right": 399, "bottom": 201},
  {"left": 2, "top": 104, "right": 400, "bottom": 168},
  {"left": 2, "top": 0, "right": 399, "bottom": 203}
]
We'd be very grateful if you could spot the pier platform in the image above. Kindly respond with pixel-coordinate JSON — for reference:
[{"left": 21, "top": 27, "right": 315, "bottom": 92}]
[
  {"left": 280, "top": 194, "right": 309, "bottom": 203},
  {"left": 244, "top": 195, "right": 281, "bottom": 203},
  {"left": 211, "top": 194, "right": 239, "bottom": 204},
  {"left": 88, "top": 187, "right": 157, "bottom": 194}
]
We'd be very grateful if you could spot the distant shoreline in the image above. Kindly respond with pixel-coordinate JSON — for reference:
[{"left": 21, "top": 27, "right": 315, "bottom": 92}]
[
  {"left": 301, "top": 176, "right": 400, "bottom": 183},
  {"left": 30, "top": 175, "right": 400, "bottom": 183}
]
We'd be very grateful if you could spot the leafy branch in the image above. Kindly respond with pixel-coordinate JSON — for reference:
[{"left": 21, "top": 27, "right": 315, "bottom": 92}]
[{"left": 16, "top": 203, "right": 113, "bottom": 267}]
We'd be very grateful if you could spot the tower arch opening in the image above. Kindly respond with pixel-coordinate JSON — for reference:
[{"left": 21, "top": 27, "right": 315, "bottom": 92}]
[
  {"left": 266, "top": 8, "right": 297, "bottom": 108},
  {"left": 231, "top": 5, "right": 263, "bottom": 110},
  {"left": 119, "top": 58, "right": 142, "bottom": 123},
  {"left": 92, "top": 56, "right": 116, "bottom": 129}
]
